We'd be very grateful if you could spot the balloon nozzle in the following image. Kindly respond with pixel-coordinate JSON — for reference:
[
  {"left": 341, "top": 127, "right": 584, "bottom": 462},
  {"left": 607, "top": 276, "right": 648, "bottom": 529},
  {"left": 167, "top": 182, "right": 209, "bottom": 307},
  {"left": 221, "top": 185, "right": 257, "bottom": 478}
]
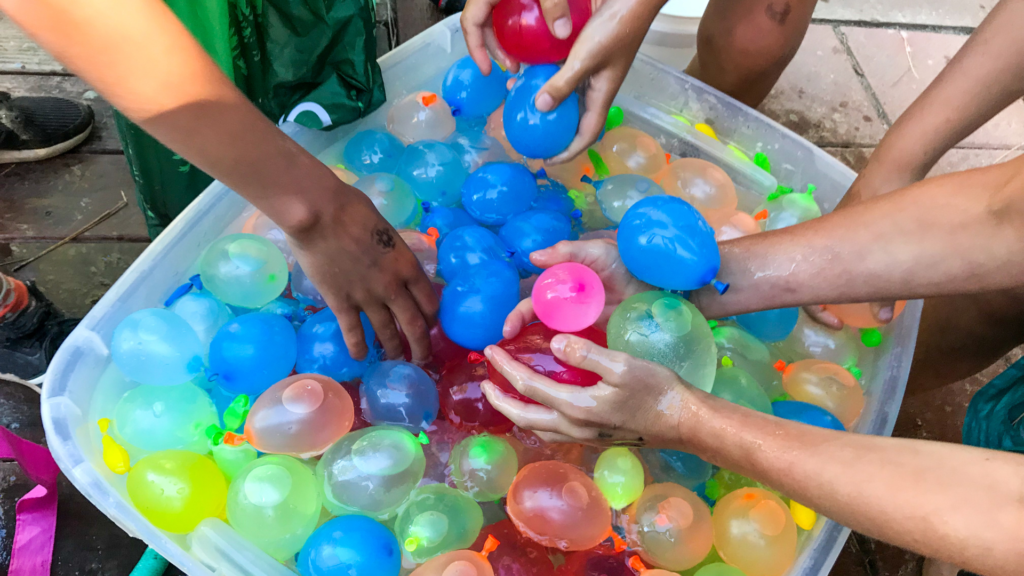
[
  {"left": 580, "top": 174, "right": 594, "bottom": 185},
  {"left": 222, "top": 431, "right": 245, "bottom": 447},
  {"left": 571, "top": 209, "right": 583, "bottom": 219},
  {"left": 860, "top": 327, "right": 882, "bottom": 348},
  {"left": 404, "top": 537, "right": 419, "bottom": 552},
  {"left": 665, "top": 152, "right": 672, "bottom": 164},
  {"left": 468, "top": 351, "right": 485, "bottom": 364},
  {"left": 416, "top": 431, "right": 430, "bottom": 445},
  {"left": 628, "top": 556, "right": 648, "bottom": 574},
  {"left": 535, "top": 168, "right": 548, "bottom": 180},
  {"left": 754, "top": 209, "right": 769, "bottom": 221},
  {"left": 609, "top": 530, "right": 628, "bottom": 553},
  {"left": 711, "top": 279, "right": 730, "bottom": 295},
  {"left": 721, "top": 356, "right": 734, "bottom": 368},
  {"left": 421, "top": 201, "right": 431, "bottom": 212},
  {"left": 419, "top": 92, "right": 438, "bottom": 107},
  {"left": 481, "top": 535, "right": 500, "bottom": 558},
  {"left": 773, "top": 360, "right": 788, "bottom": 372}
]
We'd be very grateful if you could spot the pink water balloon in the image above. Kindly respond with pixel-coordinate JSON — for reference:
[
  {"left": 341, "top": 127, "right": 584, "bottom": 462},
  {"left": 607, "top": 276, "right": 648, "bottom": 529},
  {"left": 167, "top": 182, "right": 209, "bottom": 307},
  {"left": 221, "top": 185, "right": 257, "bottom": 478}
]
[{"left": 531, "top": 263, "right": 606, "bottom": 333}]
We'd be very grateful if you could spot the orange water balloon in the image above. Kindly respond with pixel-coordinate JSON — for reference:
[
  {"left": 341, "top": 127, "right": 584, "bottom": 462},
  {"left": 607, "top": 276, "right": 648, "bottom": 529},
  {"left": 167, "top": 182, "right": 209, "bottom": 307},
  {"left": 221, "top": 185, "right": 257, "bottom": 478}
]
[
  {"left": 486, "top": 104, "right": 524, "bottom": 162},
  {"left": 657, "top": 158, "right": 737, "bottom": 227},
  {"left": 622, "top": 483, "right": 713, "bottom": 571},
  {"left": 781, "top": 359, "right": 864, "bottom": 428},
  {"left": 715, "top": 210, "right": 761, "bottom": 241},
  {"left": 596, "top": 127, "right": 666, "bottom": 178},
  {"left": 822, "top": 301, "right": 907, "bottom": 328},
  {"left": 712, "top": 488, "right": 797, "bottom": 576},
  {"left": 506, "top": 461, "right": 611, "bottom": 551},
  {"left": 409, "top": 535, "right": 500, "bottom": 576},
  {"left": 628, "top": 556, "right": 685, "bottom": 576}
]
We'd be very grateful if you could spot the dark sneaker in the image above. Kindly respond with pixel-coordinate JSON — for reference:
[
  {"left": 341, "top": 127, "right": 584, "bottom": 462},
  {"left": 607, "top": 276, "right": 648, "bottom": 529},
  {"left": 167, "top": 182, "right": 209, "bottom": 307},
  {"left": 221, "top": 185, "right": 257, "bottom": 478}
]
[
  {"left": 0, "top": 92, "right": 94, "bottom": 164},
  {"left": 0, "top": 281, "right": 79, "bottom": 380}
]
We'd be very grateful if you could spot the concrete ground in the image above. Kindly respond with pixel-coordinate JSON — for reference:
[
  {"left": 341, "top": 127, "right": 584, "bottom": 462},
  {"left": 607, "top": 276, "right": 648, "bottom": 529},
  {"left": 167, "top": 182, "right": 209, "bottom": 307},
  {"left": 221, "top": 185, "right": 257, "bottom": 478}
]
[{"left": 2, "top": 0, "right": 1022, "bottom": 574}]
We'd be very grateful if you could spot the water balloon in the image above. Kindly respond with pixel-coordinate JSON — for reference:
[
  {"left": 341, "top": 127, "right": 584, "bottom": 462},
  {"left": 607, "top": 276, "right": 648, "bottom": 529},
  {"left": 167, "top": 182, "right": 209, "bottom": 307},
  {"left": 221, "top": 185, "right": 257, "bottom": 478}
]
[
  {"left": 711, "top": 364, "right": 773, "bottom": 414},
  {"left": 438, "top": 225, "right": 513, "bottom": 282},
  {"left": 343, "top": 129, "right": 406, "bottom": 174},
  {"left": 360, "top": 360, "right": 440, "bottom": 432},
  {"left": 640, "top": 449, "right": 713, "bottom": 490},
  {"left": 712, "top": 324, "right": 783, "bottom": 398},
  {"left": 198, "top": 233, "right": 288, "bottom": 308},
  {"left": 771, "top": 400, "right": 845, "bottom": 431},
  {"left": 442, "top": 56, "right": 509, "bottom": 118},
  {"left": 397, "top": 140, "right": 469, "bottom": 207},
  {"left": 622, "top": 483, "right": 713, "bottom": 571},
  {"left": 507, "top": 461, "right": 611, "bottom": 550},
  {"left": 112, "top": 381, "right": 218, "bottom": 455},
  {"left": 658, "top": 159, "right": 738, "bottom": 227},
  {"left": 735, "top": 307, "right": 799, "bottom": 343},
  {"left": 780, "top": 359, "right": 864, "bottom": 428},
  {"left": 450, "top": 433, "right": 519, "bottom": 501},
  {"left": 531, "top": 262, "right": 605, "bottom": 332},
  {"left": 111, "top": 308, "right": 204, "bottom": 387},
  {"left": 438, "top": 355, "right": 514, "bottom": 433},
  {"left": 712, "top": 488, "right": 797, "bottom": 576},
  {"left": 439, "top": 259, "right": 521, "bottom": 350},
  {"left": 594, "top": 174, "right": 665, "bottom": 224},
  {"left": 500, "top": 210, "right": 576, "bottom": 275},
  {"left": 447, "top": 127, "right": 512, "bottom": 173},
  {"left": 354, "top": 173, "right": 422, "bottom": 229},
  {"left": 290, "top": 262, "right": 326, "bottom": 308},
  {"left": 593, "top": 447, "right": 644, "bottom": 510},
  {"left": 167, "top": 290, "right": 234, "bottom": 353},
  {"left": 492, "top": 0, "right": 592, "bottom": 64},
  {"left": 472, "top": 519, "right": 557, "bottom": 576},
  {"left": 388, "top": 91, "right": 457, "bottom": 144},
  {"left": 462, "top": 162, "right": 539, "bottom": 225},
  {"left": 596, "top": 127, "right": 666, "bottom": 178},
  {"left": 396, "top": 484, "right": 484, "bottom": 563},
  {"left": 755, "top": 188, "right": 821, "bottom": 231},
  {"left": 399, "top": 229, "right": 439, "bottom": 280},
  {"left": 419, "top": 205, "right": 477, "bottom": 245},
  {"left": 715, "top": 210, "right": 761, "bottom": 241},
  {"left": 504, "top": 65, "right": 579, "bottom": 159},
  {"left": 241, "top": 211, "right": 296, "bottom": 269},
  {"left": 126, "top": 450, "right": 227, "bottom": 534},
  {"left": 208, "top": 312, "right": 297, "bottom": 396},
  {"left": 297, "top": 515, "right": 401, "bottom": 576},
  {"left": 296, "top": 308, "right": 378, "bottom": 381}
]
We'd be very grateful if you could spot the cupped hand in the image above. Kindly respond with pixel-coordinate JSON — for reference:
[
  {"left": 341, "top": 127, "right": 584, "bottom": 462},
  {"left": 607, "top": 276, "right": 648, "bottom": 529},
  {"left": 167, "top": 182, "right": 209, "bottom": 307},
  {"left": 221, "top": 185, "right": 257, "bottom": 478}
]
[
  {"left": 502, "top": 238, "right": 653, "bottom": 338},
  {"left": 285, "top": 186, "right": 439, "bottom": 363},
  {"left": 461, "top": 0, "right": 520, "bottom": 76},
  {"left": 481, "top": 332, "right": 700, "bottom": 448}
]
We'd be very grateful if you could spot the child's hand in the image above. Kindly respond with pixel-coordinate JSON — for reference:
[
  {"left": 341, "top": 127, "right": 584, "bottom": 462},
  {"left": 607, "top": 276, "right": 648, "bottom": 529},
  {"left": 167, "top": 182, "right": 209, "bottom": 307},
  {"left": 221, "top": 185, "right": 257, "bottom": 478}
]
[
  {"left": 481, "top": 332, "right": 699, "bottom": 447},
  {"left": 286, "top": 188, "right": 439, "bottom": 363},
  {"left": 461, "top": 0, "right": 521, "bottom": 75},
  {"left": 501, "top": 238, "right": 653, "bottom": 338}
]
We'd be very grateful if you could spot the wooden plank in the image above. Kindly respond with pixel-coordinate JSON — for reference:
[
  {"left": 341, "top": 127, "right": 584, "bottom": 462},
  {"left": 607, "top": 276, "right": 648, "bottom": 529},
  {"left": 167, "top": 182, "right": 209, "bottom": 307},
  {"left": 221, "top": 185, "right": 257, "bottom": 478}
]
[
  {"left": 0, "top": 154, "right": 149, "bottom": 242},
  {"left": 1, "top": 74, "right": 122, "bottom": 154},
  {"left": 0, "top": 14, "right": 67, "bottom": 74},
  {"left": 396, "top": 0, "right": 446, "bottom": 45}
]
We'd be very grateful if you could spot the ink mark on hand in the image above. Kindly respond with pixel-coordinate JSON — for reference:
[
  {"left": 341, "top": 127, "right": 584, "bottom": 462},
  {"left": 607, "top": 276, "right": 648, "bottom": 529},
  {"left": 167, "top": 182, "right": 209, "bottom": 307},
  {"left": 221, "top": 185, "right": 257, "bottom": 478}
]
[
  {"left": 765, "top": 1, "right": 792, "bottom": 25},
  {"left": 373, "top": 226, "right": 397, "bottom": 252}
]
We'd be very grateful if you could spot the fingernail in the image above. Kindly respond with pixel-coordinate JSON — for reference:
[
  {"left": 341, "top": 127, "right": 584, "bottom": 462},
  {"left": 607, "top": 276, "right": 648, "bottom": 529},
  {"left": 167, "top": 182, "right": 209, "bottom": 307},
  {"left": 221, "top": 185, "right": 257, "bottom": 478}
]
[
  {"left": 553, "top": 17, "right": 572, "bottom": 39},
  {"left": 536, "top": 92, "right": 554, "bottom": 112},
  {"left": 484, "top": 346, "right": 494, "bottom": 360},
  {"left": 506, "top": 77, "right": 516, "bottom": 90},
  {"left": 877, "top": 306, "right": 894, "bottom": 322},
  {"left": 551, "top": 334, "right": 567, "bottom": 354}
]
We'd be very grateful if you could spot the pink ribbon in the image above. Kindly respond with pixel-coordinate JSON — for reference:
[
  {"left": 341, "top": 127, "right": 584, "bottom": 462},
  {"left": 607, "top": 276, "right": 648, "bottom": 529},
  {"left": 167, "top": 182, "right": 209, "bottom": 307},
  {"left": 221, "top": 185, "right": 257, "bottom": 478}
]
[{"left": 0, "top": 426, "right": 58, "bottom": 576}]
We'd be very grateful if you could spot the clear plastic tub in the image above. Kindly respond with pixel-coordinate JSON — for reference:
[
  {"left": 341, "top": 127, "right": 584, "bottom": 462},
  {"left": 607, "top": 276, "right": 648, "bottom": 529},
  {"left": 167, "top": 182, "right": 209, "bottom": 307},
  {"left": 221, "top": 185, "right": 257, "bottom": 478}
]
[{"left": 41, "top": 14, "right": 919, "bottom": 576}]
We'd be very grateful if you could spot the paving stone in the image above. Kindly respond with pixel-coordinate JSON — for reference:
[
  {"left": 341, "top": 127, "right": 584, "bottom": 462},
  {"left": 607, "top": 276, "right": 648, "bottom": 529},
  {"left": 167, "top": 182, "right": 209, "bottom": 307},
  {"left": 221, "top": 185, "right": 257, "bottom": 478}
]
[
  {"left": 842, "top": 27, "right": 1024, "bottom": 149},
  {"left": 2, "top": 242, "right": 148, "bottom": 318},
  {"left": 814, "top": 0, "right": 995, "bottom": 29},
  {"left": 759, "top": 25, "right": 886, "bottom": 147},
  {"left": 2, "top": 74, "right": 121, "bottom": 154},
  {"left": 0, "top": 154, "right": 147, "bottom": 242}
]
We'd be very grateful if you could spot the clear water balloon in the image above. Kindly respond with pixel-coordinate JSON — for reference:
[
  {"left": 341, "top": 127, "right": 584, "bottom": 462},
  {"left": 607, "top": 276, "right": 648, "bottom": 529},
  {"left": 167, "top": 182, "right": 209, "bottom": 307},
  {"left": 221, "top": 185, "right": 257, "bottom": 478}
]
[
  {"left": 198, "top": 233, "right": 289, "bottom": 308},
  {"left": 241, "top": 211, "right": 296, "bottom": 269},
  {"left": 168, "top": 290, "right": 234, "bottom": 353},
  {"left": 354, "top": 173, "right": 422, "bottom": 229},
  {"left": 594, "top": 174, "right": 665, "bottom": 224},
  {"left": 623, "top": 483, "right": 713, "bottom": 571},
  {"left": 658, "top": 159, "right": 738, "bottom": 227},
  {"left": 450, "top": 433, "right": 519, "bottom": 501},
  {"left": 712, "top": 324, "right": 783, "bottom": 398},
  {"left": 446, "top": 127, "right": 512, "bottom": 172},
  {"left": 113, "top": 381, "right": 218, "bottom": 455},
  {"left": 596, "top": 127, "right": 667, "bottom": 178},
  {"left": 755, "top": 188, "right": 821, "bottom": 231},
  {"left": 396, "top": 484, "right": 485, "bottom": 563},
  {"left": 360, "top": 360, "right": 440, "bottom": 432},
  {"left": 387, "top": 91, "right": 457, "bottom": 144},
  {"left": 712, "top": 364, "right": 773, "bottom": 414}
]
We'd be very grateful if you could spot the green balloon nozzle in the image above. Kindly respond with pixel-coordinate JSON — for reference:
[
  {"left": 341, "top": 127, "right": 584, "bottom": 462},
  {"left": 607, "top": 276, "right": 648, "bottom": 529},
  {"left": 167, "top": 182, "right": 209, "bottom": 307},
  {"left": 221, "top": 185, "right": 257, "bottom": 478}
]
[
  {"left": 704, "top": 478, "right": 721, "bottom": 501},
  {"left": 417, "top": 431, "right": 430, "bottom": 445},
  {"left": 587, "top": 149, "right": 610, "bottom": 179},
  {"left": 753, "top": 152, "right": 772, "bottom": 174},
  {"left": 224, "top": 394, "right": 251, "bottom": 432},
  {"left": 721, "top": 356, "right": 734, "bottom": 368},
  {"left": 771, "top": 392, "right": 792, "bottom": 403},
  {"left": 707, "top": 320, "right": 718, "bottom": 329},
  {"left": 860, "top": 328, "right": 883, "bottom": 348},
  {"left": 805, "top": 183, "right": 817, "bottom": 197},
  {"left": 205, "top": 424, "right": 225, "bottom": 446},
  {"left": 844, "top": 362, "right": 863, "bottom": 380},
  {"left": 670, "top": 113, "right": 693, "bottom": 126}
]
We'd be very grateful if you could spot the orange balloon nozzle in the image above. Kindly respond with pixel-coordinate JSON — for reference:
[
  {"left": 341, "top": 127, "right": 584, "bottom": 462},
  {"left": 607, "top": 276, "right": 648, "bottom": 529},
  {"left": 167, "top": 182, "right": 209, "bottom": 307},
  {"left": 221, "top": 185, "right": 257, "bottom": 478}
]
[
  {"left": 664, "top": 153, "right": 671, "bottom": 164},
  {"left": 628, "top": 556, "right": 647, "bottom": 574},
  {"left": 420, "top": 92, "right": 438, "bottom": 107},
  {"left": 609, "top": 530, "right": 628, "bottom": 553},
  {"left": 222, "top": 431, "right": 246, "bottom": 446},
  {"left": 754, "top": 209, "right": 769, "bottom": 221},
  {"left": 774, "top": 360, "right": 788, "bottom": 372},
  {"left": 481, "top": 535, "right": 500, "bottom": 558}
]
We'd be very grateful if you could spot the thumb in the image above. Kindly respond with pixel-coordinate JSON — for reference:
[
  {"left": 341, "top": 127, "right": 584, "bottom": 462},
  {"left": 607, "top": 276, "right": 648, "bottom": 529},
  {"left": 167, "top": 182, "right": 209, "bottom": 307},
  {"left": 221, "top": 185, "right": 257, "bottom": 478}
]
[
  {"left": 535, "top": 61, "right": 587, "bottom": 113},
  {"left": 530, "top": 238, "right": 618, "bottom": 270},
  {"left": 540, "top": 0, "right": 574, "bottom": 39},
  {"left": 870, "top": 301, "right": 897, "bottom": 325},
  {"left": 550, "top": 333, "right": 633, "bottom": 382}
]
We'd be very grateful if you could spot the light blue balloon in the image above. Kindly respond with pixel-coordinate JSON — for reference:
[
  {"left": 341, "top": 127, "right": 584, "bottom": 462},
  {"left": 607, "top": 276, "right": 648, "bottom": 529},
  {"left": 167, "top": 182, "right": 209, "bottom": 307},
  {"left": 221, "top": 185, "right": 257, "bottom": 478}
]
[
  {"left": 296, "top": 308, "right": 378, "bottom": 381},
  {"left": 167, "top": 290, "right": 234, "bottom": 352},
  {"left": 594, "top": 174, "right": 665, "bottom": 224},
  {"left": 503, "top": 64, "right": 579, "bottom": 159},
  {"left": 618, "top": 195, "right": 721, "bottom": 291},
  {"left": 735, "top": 307, "right": 799, "bottom": 343},
  {"left": 418, "top": 205, "right": 476, "bottom": 246},
  {"left": 208, "top": 312, "right": 297, "bottom": 396},
  {"left": 354, "top": 173, "right": 422, "bottom": 229},
  {"left": 445, "top": 128, "right": 511, "bottom": 173},
  {"left": 436, "top": 225, "right": 512, "bottom": 282},
  {"left": 641, "top": 448, "right": 714, "bottom": 490},
  {"left": 461, "top": 162, "right": 539, "bottom": 226},
  {"left": 111, "top": 308, "right": 204, "bottom": 387},
  {"left": 439, "top": 259, "right": 520, "bottom": 350},
  {"left": 342, "top": 129, "right": 405, "bottom": 175},
  {"left": 291, "top": 262, "right": 325, "bottom": 308},
  {"left": 360, "top": 360, "right": 440, "bottom": 432},
  {"left": 396, "top": 140, "right": 468, "bottom": 207},
  {"left": 441, "top": 56, "right": 509, "bottom": 119},
  {"left": 297, "top": 515, "right": 401, "bottom": 576},
  {"left": 499, "top": 209, "right": 575, "bottom": 275}
]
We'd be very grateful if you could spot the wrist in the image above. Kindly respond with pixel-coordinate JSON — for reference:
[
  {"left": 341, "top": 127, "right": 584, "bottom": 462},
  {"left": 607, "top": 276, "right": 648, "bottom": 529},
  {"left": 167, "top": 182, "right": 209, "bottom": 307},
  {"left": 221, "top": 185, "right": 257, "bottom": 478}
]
[{"left": 268, "top": 164, "right": 361, "bottom": 240}]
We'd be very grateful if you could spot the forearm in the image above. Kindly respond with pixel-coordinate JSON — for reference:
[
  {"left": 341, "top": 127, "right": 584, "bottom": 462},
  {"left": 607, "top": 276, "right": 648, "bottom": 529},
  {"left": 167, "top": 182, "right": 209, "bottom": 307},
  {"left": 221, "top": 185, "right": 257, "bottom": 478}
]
[
  {"left": 0, "top": 0, "right": 342, "bottom": 232},
  {"left": 682, "top": 395, "right": 1024, "bottom": 576},
  {"left": 691, "top": 156, "right": 1024, "bottom": 317},
  {"left": 844, "top": 0, "right": 1024, "bottom": 205}
]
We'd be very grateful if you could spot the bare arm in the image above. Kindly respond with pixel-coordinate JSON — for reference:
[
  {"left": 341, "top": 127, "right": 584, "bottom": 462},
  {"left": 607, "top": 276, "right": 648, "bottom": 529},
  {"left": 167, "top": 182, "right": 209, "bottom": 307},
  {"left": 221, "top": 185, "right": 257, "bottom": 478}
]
[{"left": 1, "top": 0, "right": 438, "bottom": 361}]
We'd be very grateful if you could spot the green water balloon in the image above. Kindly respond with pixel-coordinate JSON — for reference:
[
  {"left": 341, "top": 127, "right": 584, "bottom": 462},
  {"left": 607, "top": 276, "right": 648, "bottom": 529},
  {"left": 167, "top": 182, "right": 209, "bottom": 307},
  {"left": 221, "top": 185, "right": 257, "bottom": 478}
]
[
  {"left": 607, "top": 291, "right": 717, "bottom": 392},
  {"left": 112, "top": 381, "right": 218, "bottom": 456},
  {"left": 198, "top": 233, "right": 289, "bottom": 308},
  {"left": 594, "top": 447, "right": 644, "bottom": 510},
  {"left": 713, "top": 324, "right": 784, "bottom": 398},
  {"left": 449, "top": 433, "right": 518, "bottom": 502},
  {"left": 396, "top": 484, "right": 483, "bottom": 563},
  {"left": 711, "top": 365, "right": 773, "bottom": 414},
  {"left": 694, "top": 563, "right": 748, "bottom": 576},
  {"left": 212, "top": 442, "right": 258, "bottom": 481}
]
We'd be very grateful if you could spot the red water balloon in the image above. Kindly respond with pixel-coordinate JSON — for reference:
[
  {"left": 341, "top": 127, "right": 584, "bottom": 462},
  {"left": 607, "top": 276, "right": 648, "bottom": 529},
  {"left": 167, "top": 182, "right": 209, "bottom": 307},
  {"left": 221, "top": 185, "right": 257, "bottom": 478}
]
[
  {"left": 439, "top": 356, "right": 515, "bottom": 433},
  {"left": 472, "top": 519, "right": 557, "bottom": 576},
  {"left": 557, "top": 542, "right": 632, "bottom": 576},
  {"left": 487, "top": 322, "right": 607, "bottom": 404},
  {"left": 492, "top": 0, "right": 592, "bottom": 65}
]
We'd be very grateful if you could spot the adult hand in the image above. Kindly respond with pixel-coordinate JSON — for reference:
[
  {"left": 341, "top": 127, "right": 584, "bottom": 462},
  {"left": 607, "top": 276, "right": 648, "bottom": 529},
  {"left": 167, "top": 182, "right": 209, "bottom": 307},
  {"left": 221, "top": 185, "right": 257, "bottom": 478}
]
[
  {"left": 481, "top": 332, "right": 700, "bottom": 447},
  {"left": 501, "top": 238, "right": 653, "bottom": 338},
  {"left": 461, "top": 0, "right": 520, "bottom": 76},
  {"left": 286, "top": 185, "right": 439, "bottom": 363}
]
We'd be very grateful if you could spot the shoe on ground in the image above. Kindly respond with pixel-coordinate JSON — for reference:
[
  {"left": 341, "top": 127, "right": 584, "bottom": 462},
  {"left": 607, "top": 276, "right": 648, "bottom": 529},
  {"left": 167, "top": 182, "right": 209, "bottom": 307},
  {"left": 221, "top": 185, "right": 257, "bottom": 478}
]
[
  {"left": 0, "top": 92, "right": 94, "bottom": 164},
  {"left": 0, "top": 281, "right": 79, "bottom": 380}
]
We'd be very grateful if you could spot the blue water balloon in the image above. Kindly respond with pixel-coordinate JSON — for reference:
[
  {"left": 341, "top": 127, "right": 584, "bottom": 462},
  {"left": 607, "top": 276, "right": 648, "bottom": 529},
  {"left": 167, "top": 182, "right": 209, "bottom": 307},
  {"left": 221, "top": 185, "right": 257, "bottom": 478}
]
[
  {"left": 360, "top": 360, "right": 440, "bottom": 432},
  {"left": 445, "top": 128, "right": 511, "bottom": 173},
  {"left": 618, "top": 195, "right": 722, "bottom": 291},
  {"left": 258, "top": 297, "right": 307, "bottom": 329},
  {"left": 342, "top": 129, "right": 406, "bottom": 175},
  {"left": 503, "top": 64, "right": 579, "bottom": 159},
  {"left": 499, "top": 209, "right": 575, "bottom": 275},
  {"left": 532, "top": 182, "right": 577, "bottom": 217},
  {"left": 297, "top": 515, "right": 401, "bottom": 576},
  {"left": 735, "top": 307, "right": 799, "bottom": 343},
  {"left": 396, "top": 140, "right": 468, "bottom": 207},
  {"left": 296, "top": 308, "right": 378, "bottom": 381},
  {"left": 111, "top": 308, "right": 204, "bottom": 387},
  {"left": 442, "top": 56, "right": 509, "bottom": 119},
  {"left": 641, "top": 448, "right": 714, "bottom": 490},
  {"left": 461, "top": 162, "right": 539, "bottom": 225},
  {"left": 418, "top": 205, "right": 476, "bottom": 246},
  {"left": 291, "top": 262, "right": 326, "bottom": 308},
  {"left": 208, "top": 313, "right": 297, "bottom": 396},
  {"left": 772, "top": 400, "right": 845, "bottom": 431},
  {"left": 167, "top": 291, "right": 234, "bottom": 353},
  {"left": 439, "top": 259, "right": 521, "bottom": 350},
  {"left": 436, "top": 225, "right": 512, "bottom": 282}
]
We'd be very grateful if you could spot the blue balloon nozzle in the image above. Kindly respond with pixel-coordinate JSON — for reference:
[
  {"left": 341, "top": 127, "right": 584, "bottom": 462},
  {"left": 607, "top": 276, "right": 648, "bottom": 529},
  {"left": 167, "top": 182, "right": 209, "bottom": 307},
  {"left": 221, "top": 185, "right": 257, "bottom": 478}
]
[{"left": 711, "top": 279, "right": 730, "bottom": 295}]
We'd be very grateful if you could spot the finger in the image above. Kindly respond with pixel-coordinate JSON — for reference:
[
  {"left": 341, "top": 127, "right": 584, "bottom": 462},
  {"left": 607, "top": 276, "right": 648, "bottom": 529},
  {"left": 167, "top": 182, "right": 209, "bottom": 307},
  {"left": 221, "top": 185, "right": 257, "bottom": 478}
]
[
  {"left": 483, "top": 26, "right": 520, "bottom": 74},
  {"left": 390, "top": 292, "right": 432, "bottom": 363},
  {"left": 534, "top": 59, "right": 587, "bottom": 113},
  {"left": 407, "top": 274, "right": 440, "bottom": 324},
  {"left": 530, "top": 238, "right": 616, "bottom": 269},
  {"left": 461, "top": 2, "right": 495, "bottom": 74},
  {"left": 549, "top": 333, "right": 636, "bottom": 383},
  {"left": 364, "top": 302, "right": 404, "bottom": 360},
  {"left": 503, "top": 298, "right": 537, "bottom": 339},
  {"left": 481, "top": 380, "right": 565, "bottom": 431},
  {"left": 548, "top": 76, "right": 616, "bottom": 163},
  {"left": 804, "top": 305, "right": 845, "bottom": 330},
  {"left": 334, "top": 303, "right": 370, "bottom": 361},
  {"left": 870, "top": 301, "right": 897, "bottom": 325},
  {"left": 539, "top": 0, "right": 573, "bottom": 39},
  {"left": 534, "top": 430, "right": 580, "bottom": 444},
  {"left": 484, "top": 345, "right": 599, "bottom": 408}
]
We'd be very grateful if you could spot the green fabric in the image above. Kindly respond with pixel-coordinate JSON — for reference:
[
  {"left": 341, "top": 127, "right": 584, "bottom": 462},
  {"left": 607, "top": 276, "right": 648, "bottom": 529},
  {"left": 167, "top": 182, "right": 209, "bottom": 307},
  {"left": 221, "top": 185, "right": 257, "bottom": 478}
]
[
  {"left": 116, "top": 0, "right": 387, "bottom": 237},
  {"left": 962, "top": 355, "right": 1024, "bottom": 453}
]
